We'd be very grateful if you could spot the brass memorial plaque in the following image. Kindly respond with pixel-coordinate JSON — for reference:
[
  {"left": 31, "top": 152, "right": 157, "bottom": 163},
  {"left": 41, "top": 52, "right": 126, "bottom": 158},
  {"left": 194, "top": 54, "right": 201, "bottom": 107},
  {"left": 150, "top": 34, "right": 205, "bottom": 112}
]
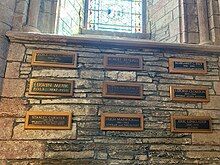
[
  {"left": 29, "top": 79, "right": 74, "bottom": 96},
  {"left": 171, "top": 116, "right": 212, "bottom": 133},
  {"left": 170, "top": 85, "right": 209, "bottom": 102},
  {"left": 169, "top": 58, "right": 207, "bottom": 74},
  {"left": 101, "top": 113, "right": 144, "bottom": 131},
  {"left": 103, "top": 81, "right": 143, "bottom": 99},
  {"left": 104, "top": 55, "right": 143, "bottom": 70},
  {"left": 32, "top": 50, "right": 77, "bottom": 68},
  {"left": 25, "top": 111, "right": 72, "bottom": 130}
]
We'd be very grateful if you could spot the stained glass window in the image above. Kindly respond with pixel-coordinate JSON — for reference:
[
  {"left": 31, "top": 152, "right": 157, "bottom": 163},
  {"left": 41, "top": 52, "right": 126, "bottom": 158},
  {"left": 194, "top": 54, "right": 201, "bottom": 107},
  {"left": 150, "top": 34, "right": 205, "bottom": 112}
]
[
  {"left": 87, "top": 0, "right": 143, "bottom": 33},
  {"left": 55, "top": 0, "right": 84, "bottom": 35}
]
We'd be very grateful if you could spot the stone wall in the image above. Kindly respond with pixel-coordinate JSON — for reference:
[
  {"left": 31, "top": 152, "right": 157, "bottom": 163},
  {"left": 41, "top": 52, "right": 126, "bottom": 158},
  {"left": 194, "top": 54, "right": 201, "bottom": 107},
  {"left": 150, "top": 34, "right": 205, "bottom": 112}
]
[
  {"left": 148, "top": 0, "right": 181, "bottom": 43},
  {"left": 0, "top": 32, "right": 220, "bottom": 164},
  {"left": 0, "top": 0, "right": 16, "bottom": 93}
]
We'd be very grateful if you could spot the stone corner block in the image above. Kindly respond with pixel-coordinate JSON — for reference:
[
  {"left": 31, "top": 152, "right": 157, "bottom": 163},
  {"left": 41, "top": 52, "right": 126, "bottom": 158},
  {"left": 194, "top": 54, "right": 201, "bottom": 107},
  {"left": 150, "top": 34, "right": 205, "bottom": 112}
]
[
  {"left": 0, "top": 98, "right": 28, "bottom": 117},
  {"left": 0, "top": 141, "right": 44, "bottom": 159},
  {"left": 5, "top": 62, "right": 20, "bottom": 78},
  {"left": 0, "top": 118, "right": 13, "bottom": 139},
  {"left": 2, "top": 79, "right": 26, "bottom": 97},
  {"left": 7, "top": 43, "right": 25, "bottom": 62}
]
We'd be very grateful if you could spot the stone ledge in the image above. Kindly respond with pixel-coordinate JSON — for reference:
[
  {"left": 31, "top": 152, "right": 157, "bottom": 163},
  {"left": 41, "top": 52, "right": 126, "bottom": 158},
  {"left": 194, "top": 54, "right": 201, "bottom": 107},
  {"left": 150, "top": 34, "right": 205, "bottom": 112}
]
[{"left": 6, "top": 31, "right": 220, "bottom": 53}]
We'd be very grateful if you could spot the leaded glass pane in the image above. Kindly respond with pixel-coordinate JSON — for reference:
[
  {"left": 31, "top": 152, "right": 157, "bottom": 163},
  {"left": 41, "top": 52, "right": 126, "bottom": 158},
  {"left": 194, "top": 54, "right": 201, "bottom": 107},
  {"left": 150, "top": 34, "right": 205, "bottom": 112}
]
[
  {"left": 56, "top": 0, "right": 84, "bottom": 35},
  {"left": 87, "top": 0, "right": 142, "bottom": 33}
]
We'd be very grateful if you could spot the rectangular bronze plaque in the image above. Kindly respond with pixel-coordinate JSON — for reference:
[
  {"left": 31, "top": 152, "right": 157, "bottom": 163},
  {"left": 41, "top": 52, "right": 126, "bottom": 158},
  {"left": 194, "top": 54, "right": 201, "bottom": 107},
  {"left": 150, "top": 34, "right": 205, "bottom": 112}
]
[
  {"left": 103, "top": 81, "right": 143, "bottom": 99},
  {"left": 171, "top": 116, "right": 212, "bottom": 133},
  {"left": 25, "top": 111, "right": 72, "bottom": 130},
  {"left": 104, "top": 55, "right": 143, "bottom": 70},
  {"left": 101, "top": 113, "right": 144, "bottom": 131},
  {"left": 170, "top": 85, "right": 209, "bottom": 102},
  {"left": 31, "top": 50, "right": 77, "bottom": 68},
  {"left": 169, "top": 58, "right": 207, "bottom": 74},
  {"left": 29, "top": 79, "right": 74, "bottom": 96}
]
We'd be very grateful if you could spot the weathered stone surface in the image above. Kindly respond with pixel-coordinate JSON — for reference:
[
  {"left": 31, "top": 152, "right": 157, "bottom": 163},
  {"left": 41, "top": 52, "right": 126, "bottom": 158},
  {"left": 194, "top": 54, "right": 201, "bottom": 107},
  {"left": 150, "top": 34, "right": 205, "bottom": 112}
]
[
  {"left": 0, "top": 118, "right": 13, "bottom": 139},
  {"left": 0, "top": 98, "right": 28, "bottom": 117},
  {"left": 96, "top": 152, "right": 108, "bottom": 160},
  {"left": 2, "top": 79, "right": 26, "bottom": 97},
  {"left": 45, "top": 151, "right": 94, "bottom": 159},
  {"left": 118, "top": 72, "right": 136, "bottom": 81},
  {"left": 29, "top": 105, "right": 98, "bottom": 116},
  {"left": 106, "top": 71, "right": 118, "bottom": 80},
  {"left": 13, "top": 123, "right": 76, "bottom": 140},
  {"left": 186, "top": 151, "right": 220, "bottom": 158},
  {"left": 0, "top": 141, "right": 44, "bottom": 159},
  {"left": 32, "top": 69, "right": 78, "bottom": 78},
  {"left": 192, "top": 131, "right": 220, "bottom": 145},
  {"left": 188, "top": 109, "right": 220, "bottom": 119},
  {"left": 214, "top": 82, "right": 220, "bottom": 95},
  {"left": 137, "top": 76, "right": 152, "bottom": 82},
  {"left": 203, "top": 96, "right": 220, "bottom": 109},
  {"left": 42, "top": 98, "right": 102, "bottom": 104},
  {"left": 80, "top": 70, "right": 104, "bottom": 80},
  {"left": 195, "top": 76, "right": 219, "bottom": 81},
  {"left": 135, "top": 155, "right": 149, "bottom": 161},
  {"left": 7, "top": 43, "right": 25, "bottom": 61},
  {"left": 5, "top": 62, "right": 20, "bottom": 78}
]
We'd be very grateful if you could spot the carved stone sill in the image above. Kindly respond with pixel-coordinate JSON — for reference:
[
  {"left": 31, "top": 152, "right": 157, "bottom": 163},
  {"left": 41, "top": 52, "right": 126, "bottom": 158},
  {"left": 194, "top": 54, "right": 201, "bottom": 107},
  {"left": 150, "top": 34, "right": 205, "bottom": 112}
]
[{"left": 6, "top": 31, "right": 220, "bottom": 53}]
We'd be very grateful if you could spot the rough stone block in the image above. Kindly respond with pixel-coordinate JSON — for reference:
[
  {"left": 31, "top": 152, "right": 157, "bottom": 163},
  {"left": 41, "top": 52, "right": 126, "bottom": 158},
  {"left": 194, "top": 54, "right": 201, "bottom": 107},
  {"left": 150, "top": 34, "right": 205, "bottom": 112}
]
[
  {"left": 106, "top": 71, "right": 118, "bottom": 80},
  {"left": 203, "top": 96, "right": 220, "bottom": 109},
  {"left": 137, "top": 76, "right": 153, "bottom": 82},
  {"left": 7, "top": 43, "right": 25, "bottom": 62},
  {"left": 30, "top": 105, "right": 98, "bottom": 116},
  {"left": 13, "top": 123, "right": 76, "bottom": 140},
  {"left": 186, "top": 151, "right": 220, "bottom": 158},
  {"left": 45, "top": 151, "right": 94, "bottom": 159},
  {"left": 118, "top": 71, "right": 136, "bottom": 81},
  {"left": 32, "top": 69, "right": 78, "bottom": 78},
  {"left": 2, "top": 79, "right": 26, "bottom": 97},
  {"left": 0, "top": 141, "right": 44, "bottom": 159},
  {"left": 80, "top": 70, "right": 104, "bottom": 80},
  {"left": 192, "top": 131, "right": 220, "bottom": 145},
  {"left": 0, "top": 118, "right": 13, "bottom": 139},
  {"left": 5, "top": 62, "right": 20, "bottom": 78},
  {"left": 0, "top": 98, "right": 28, "bottom": 117},
  {"left": 188, "top": 109, "right": 220, "bottom": 119}
]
